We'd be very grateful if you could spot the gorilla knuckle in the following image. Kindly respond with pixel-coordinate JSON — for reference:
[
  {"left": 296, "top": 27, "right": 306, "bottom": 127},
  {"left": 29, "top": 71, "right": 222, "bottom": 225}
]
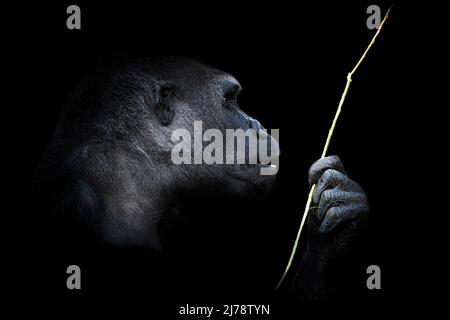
[
  {"left": 327, "top": 155, "right": 342, "bottom": 166},
  {"left": 309, "top": 155, "right": 346, "bottom": 185},
  {"left": 321, "top": 168, "right": 341, "bottom": 183},
  {"left": 320, "top": 169, "right": 333, "bottom": 181},
  {"left": 320, "top": 189, "right": 334, "bottom": 204},
  {"left": 326, "top": 206, "right": 340, "bottom": 221},
  {"left": 327, "top": 155, "right": 346, "bottom": 173}
]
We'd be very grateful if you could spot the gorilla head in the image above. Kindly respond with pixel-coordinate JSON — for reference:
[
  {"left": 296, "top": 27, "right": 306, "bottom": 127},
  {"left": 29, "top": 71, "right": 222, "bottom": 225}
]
[{"left": 35, "top": 57, "right": 278, "bottom": 252}]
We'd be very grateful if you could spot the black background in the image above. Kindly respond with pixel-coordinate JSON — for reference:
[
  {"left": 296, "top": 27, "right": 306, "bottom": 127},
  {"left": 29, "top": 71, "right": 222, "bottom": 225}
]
[{"left": 5, "top": 1, "right": 430, "bottom": 316}]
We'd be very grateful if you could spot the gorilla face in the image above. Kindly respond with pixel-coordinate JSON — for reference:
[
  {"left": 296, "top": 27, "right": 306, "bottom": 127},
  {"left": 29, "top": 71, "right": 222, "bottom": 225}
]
[
  {"left": 138, "top": 58, "right": 279, "bottom": 198},
  {"left": 37, "top": 57, "right": 278, "bottom": 250}
]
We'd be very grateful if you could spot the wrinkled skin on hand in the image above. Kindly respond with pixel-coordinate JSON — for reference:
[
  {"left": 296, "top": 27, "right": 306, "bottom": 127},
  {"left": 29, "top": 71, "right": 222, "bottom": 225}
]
[{"left": 293, "top": 155, "right": 369, "bottom": 299}]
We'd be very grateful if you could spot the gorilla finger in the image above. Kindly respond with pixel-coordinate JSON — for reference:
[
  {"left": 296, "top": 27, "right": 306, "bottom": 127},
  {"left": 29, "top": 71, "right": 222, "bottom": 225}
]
[
  {"left": 313, "top": 169, "right": 349, "bottom": 204},
  {"left": 316, "top": 189, "right": 365, "bottom": 221},
  {"left": 318, "top": 205, "right": 365, "bottom": 234},
  {"left": 308, "top": 155, "right": 347, "bottom": 186}
]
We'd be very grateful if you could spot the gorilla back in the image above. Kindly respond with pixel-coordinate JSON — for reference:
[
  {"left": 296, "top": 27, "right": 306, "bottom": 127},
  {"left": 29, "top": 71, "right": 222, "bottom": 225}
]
[{"left": 33, "top": 57, "right": 277, "bottom": 253}]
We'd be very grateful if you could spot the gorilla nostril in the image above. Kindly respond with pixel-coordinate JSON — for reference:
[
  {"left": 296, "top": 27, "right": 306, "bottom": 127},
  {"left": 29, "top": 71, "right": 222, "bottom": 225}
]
[{"left": 223, "top": 80, "right": 242, "bottom": 101}]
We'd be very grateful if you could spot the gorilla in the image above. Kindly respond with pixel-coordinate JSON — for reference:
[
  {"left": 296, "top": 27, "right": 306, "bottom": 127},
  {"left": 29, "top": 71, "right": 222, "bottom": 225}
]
[{"left": 33, "top": 57, "right": 368, "bottom": 301}]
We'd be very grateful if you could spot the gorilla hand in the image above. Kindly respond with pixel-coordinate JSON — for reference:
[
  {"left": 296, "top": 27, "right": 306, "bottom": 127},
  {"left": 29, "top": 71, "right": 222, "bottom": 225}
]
[
  {"left": 306, "top": 155, "right": 369, "bottom": 260},
  {"left": 292, "top": 155, "right": 368, "bottom": 299}
]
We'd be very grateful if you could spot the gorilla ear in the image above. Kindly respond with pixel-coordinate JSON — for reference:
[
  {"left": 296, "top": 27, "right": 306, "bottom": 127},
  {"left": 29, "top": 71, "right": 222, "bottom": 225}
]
[{"left": 155, "top": 84, "right": 176, "bottom": 126}]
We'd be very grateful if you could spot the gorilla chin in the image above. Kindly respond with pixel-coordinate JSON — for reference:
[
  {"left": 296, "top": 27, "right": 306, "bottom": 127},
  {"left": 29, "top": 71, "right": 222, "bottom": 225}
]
[
  {"left": 251, "top": 164, "right": 278, "bottom": 198},
  {"left": 226, "top": 163, "right": 278, "bottom": 199}
]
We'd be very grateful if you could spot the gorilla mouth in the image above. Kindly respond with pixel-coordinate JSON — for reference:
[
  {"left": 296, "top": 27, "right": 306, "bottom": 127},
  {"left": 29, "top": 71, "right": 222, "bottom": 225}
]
[
  {"left": 256, "top": 153, "right": 276, "bottom": 166},
  {"left": 256, "top": 153, "right": 277, "bottom": 169},
  {"left": 255, "top": 150, "right": 279, "bottom": 176}
]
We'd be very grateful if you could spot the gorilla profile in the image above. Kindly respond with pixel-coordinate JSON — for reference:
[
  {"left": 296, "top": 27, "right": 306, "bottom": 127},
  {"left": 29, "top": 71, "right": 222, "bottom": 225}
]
[{"left": 33, "top": 57, "right": 368, "bottom": 300}]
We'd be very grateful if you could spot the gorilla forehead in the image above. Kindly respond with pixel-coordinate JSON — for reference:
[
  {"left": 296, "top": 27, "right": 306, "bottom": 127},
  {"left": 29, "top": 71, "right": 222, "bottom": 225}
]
[
  {"left": 143, "top": 56, "right": 233, "bottom": 80},
  {"left": 146, "top": 57, "right": 240, "bottom": 96},
  {"left": 112, "top": 56, "right": 240, "bottom": 108}
]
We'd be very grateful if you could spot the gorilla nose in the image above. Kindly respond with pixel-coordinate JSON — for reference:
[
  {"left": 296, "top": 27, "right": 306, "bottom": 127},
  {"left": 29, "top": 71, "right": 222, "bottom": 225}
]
[{"left": 248, "top": 117, "right": 264, "bottom": 131}]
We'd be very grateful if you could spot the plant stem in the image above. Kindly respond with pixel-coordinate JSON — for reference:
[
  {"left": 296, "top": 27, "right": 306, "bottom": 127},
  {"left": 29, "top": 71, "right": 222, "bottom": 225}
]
[{"left": 275, "top": 6, "right": 392, "bottom": 291}]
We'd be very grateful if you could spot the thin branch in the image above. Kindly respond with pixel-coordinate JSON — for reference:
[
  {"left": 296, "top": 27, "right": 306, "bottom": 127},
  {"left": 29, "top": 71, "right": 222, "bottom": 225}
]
[{"left": 275, "top": 5, "right": 392, "bottom": 291}]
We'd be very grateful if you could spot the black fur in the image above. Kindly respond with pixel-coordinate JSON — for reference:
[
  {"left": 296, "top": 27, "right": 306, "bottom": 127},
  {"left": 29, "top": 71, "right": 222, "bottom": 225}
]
[{"left": 33, "top": 57, "right": 276, "bottom": 252}]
